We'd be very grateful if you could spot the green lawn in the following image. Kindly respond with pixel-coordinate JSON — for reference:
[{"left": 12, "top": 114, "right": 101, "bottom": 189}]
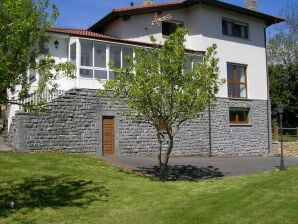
[{"left": 0, "top": 152, "right": 297, "bottom": 224}]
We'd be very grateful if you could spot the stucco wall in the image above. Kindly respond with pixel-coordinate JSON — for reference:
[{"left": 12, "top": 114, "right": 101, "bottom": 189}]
[
  {"left": 8, "top": 89, "right": 269, "bottom": 156},
  {"left": 104, "top": 4, "right": 268, "bottom": 100}
]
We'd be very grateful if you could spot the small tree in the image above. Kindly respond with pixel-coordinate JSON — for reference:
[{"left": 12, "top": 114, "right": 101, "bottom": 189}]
[
  {"left": 103, "top": 28, "right": 223, "bottom": 179},
  {"left": 0, "top": 0, "right": 74, "bottom": 109}
]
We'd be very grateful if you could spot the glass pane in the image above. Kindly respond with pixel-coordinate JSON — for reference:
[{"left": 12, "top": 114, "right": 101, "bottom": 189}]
[
  {"left": 229, "top": 110, "right": 236, "bottom": 122},
  {"left": 81, "top": 41, "right": 93, "bottom": 66},
  {"left": 162, "top": 21, "right": 177, "bottom": 36},
  {"left": 233, "top": 24, "right": 241, "bottom": 37},
  {"left": 94, "top": 70, "right": 107, "bottom": 79},
  {"left": 70, "top": 43, "right": 76, "bottom": 65},
  {"left": 238, "top": 111, "right": 248, "bottom": 122},
  {"left": 80, "top": 68, "right": 93, "bottom": 78},
  {"left": 192, "top": 55, "right": 201, "bottom": 63},
  {"left": 228, "top": 84, "right": 236, "bottom": 97},
  {"left": 184, "top": 55, "right": 192, "bottom": 73},
  {"left": 240, "top": 84, "right": 246, "bottom": 98},
  {"left": 237, "top": 66, "right": 245, "bottom": 82},
  {"left": 29, "top": 69, "right": 36, "bottom": 82},
  {"left": 110, "top": 45, "right": 121, "bottom": 68},
  {"left": 241, "top": 25, "right": 248, "bottom": 39},
  {"left": 227, "top": 21, "right": 233, "bottom": 35},
  {"left": 109, "top": 71, "right": 115, "bottom": 80},
  {"left": 227, "top": 64, "right": 234, "bottom": 81},
  {"left": 94, "top": 43, "right": 106, "bottom": 68},
  {"left": 222, "top": 20, "right": 227, "bottom": 35},
  {"left": 122, "top": 47, "right": 133, "bottom": 67},
  {"left": 235, "top": 85, "right": 241, "bottom": 98}
]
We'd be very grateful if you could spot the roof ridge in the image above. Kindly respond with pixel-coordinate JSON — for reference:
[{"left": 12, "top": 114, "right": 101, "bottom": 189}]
[{"left": 113, "top": 1, "right": 183, "bottom": 12}]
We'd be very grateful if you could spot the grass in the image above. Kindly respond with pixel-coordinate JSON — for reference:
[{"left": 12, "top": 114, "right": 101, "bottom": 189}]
[{"left": 0, "top": 152, "right": 298, "bottom": 224}]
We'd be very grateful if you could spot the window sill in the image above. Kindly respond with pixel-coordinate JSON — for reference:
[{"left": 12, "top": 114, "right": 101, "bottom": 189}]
[
  {"left": 222, "top": 33, "right": 250, "bottom": 41},
  {"left": 229, "top": 123, "right": 252, "bottom": 127},
  {"left": 228, "top": 97, "right": 252, "bottom": 101}
]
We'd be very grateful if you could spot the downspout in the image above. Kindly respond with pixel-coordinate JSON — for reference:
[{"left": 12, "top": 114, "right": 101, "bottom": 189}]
[
  {"left": 264, "top": 26, "right": 272, "bottom": 155},
  {"left": 208, "top": 98, "right": 212, "bottom": 157}
]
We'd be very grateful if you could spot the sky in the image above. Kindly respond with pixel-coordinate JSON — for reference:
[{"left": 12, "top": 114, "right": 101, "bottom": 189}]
[{"left": 52, "top": 0, "right": 293, "bottom": 30}]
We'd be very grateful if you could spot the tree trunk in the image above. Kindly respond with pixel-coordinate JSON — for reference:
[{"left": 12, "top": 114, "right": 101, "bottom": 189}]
[{"left": 157, "top": 132, "right": 174, "bottom": 180}]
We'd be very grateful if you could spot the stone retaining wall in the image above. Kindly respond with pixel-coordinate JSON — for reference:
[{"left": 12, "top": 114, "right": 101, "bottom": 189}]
[{"left": 8, "top": 88, "right": 270, "bottom": 156}]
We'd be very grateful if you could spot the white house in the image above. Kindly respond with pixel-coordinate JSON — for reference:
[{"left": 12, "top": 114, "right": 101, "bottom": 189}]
[{"left": 7, "top": 0, "right": 283, "bottom": 156}]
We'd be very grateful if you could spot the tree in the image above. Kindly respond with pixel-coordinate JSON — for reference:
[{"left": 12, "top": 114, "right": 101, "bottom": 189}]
[
  {"left": 269, "top": 64, "right": 298, "bottom": 127},
  {"left": 102, "top": 28, "right": 223, "bottom": 179},
  {"left": 267, "top": 1, "right": 298, "bottom": 66},
  {"left": 267, "top": 1, "right": 298, "bottom": 126},
  {"left": 0, "top": 0, "right": 74, "bottom": 109}
]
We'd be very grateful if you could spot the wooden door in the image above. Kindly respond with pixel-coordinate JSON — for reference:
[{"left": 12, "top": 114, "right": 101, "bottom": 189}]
[{"left": 102, "top": 116, "right": 115, "bottom": 156}]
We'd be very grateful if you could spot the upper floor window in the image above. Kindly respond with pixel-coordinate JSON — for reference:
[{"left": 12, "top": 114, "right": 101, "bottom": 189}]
[
  {"left": 222, "top": 19, "right": 248, "bottom": 39},
  {"left": 227, "top": 63, "right": 247, "bottom": 98},
  {"left": 162, "top": 21, "right": 183, "bottom": 36}
]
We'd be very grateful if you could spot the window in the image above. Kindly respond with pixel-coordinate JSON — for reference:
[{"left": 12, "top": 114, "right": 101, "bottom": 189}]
[
  {"left": 229, "top": 108, "right": 250, "bottom": 124},
  {"left": 81, "top": 41, "right": 93, "bottom": 66},
  {"left": 77, "top": 40, "right": 133, "bottom": 80},
  {"left": 29, "top": 69, "right": 36, "bottom": 83},
  {"left": 94, "top": 43, "right": 106, "bottom": 68},
  {"left": 222, "top": 19, "right": 248, "bottom": 39},
  {"left": 110, "top": 45, "right": 121, "bottom": 68},
  {"left": 94, "top": 43, "right": 107, "bottom": 79},
  {"left": 183, "top": 54, "right": 202, "bottom": 73},
  {"left": 162, "top": 21, "right": 183, "bottom": 36},
  {"left": 227, "top": 63, "right": 247, "bottom": 98},
  {"left": 122, "top": 47, "right": 133, "bottom": 67},
  {"left": 70, "top": 43, "right": 76, "bottom": 65}
]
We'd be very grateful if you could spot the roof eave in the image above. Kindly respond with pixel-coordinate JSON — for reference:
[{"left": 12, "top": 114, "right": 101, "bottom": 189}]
[
  {"left": 48, "top": 29, "right": 204, "bottom": 55},
  {"left": 89, "top": 0, "right": 284, "bottom": 32},
  {"left": 89, "top": 2, "right": 184, "bottom": 32},
  {"left": 197, "top": 0, "right": 284, "bottom": 26}
]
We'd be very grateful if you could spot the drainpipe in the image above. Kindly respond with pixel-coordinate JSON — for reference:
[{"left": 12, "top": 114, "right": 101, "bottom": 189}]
[
  {"left": 264, "top": 26, "right": 272, "bottom": 155},
  {"left": 208, "top": 97, "right": 212, "bottom": 157}
]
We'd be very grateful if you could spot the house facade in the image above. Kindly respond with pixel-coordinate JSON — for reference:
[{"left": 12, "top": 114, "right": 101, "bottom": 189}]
[{"left": 7, "top": 0, "right": 283, "bottom": 156}]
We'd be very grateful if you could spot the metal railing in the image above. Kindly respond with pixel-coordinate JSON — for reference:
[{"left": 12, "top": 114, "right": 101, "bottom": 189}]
[{"left": 20, "top": 88, "right": 65, "bottom": 106}]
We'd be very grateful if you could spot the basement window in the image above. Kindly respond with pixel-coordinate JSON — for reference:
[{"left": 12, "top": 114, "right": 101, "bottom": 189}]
[{"left": 229, "top": 108, "right": 250, "bottom": 124}]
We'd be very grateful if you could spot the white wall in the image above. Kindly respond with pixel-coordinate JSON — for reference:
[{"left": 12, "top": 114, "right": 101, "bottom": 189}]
[
  {"left": 7, "top": 34, "right": 76, "bottom": 130},
  {"left": 49, "top": 34, "right": 77, "bottom": 90},
  {"left": 104, "top": 4, "right": 268, "bottom": 100},
  {"left": 187, "top": 5, "right": 267, "bottom": 99}
]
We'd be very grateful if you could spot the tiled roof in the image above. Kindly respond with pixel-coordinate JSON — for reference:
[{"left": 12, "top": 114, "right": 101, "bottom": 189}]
[
  {"left": 114, "top": 1, "right": 182, "bottom": 13},
  {"left": 89, "top": 0, "right": 284, "bottom": 32},
  {"left": 48, "top": 27, "right": 204, "bottom": 55},
  {"left": 48, "top": 27, "right": 118, "bottom": 40}
]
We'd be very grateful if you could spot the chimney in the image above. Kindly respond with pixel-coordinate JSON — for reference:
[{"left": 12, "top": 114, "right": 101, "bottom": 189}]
[
  {"left": 142, "top": 0, "right": 153, "bottom": 5},
  {"left": 245, "top": 0, "right": 258, "bottom": 11}
]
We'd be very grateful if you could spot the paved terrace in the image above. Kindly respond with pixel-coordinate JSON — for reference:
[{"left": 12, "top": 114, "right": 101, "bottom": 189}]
[
  {"left": 101, "top": 155, "right": 298, "bottom": 180},
  {"left": 1, "top": 135, "right": 298, "bottom": 180}
]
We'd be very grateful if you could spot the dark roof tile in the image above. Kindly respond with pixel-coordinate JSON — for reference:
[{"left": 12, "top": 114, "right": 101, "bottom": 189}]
[{"left": 48, "top": 27, "right": 118, "bottom": 40}]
